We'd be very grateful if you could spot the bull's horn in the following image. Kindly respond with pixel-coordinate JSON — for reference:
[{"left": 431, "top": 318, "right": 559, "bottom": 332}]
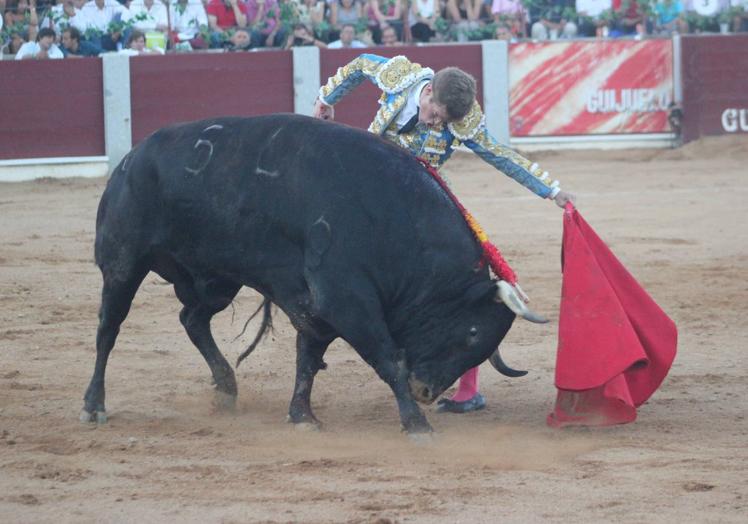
[
  {"left": 488, "top": 349, "right": 528, "bottom": 377},
  {"left": 495, "top": 280, "right": 549, "bottom": 324}
]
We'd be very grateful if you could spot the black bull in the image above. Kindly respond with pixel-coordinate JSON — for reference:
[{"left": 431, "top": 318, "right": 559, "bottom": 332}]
[{"left": 82, "top": 114, "right": 529, "bottom": 434}]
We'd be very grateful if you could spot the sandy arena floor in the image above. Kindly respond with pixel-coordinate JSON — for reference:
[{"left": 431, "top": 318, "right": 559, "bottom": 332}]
[{"left": 1, "top": 136, "right": 747, "bottom": 523}]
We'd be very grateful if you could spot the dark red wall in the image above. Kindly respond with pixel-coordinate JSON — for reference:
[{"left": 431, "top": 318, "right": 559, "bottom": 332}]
[
  {"left": 681, "top": 34, "right": 748, "bottom": 143},
  {"left": 320, "top": 46, "right": 484, "bottom": 130},
  {"left": 0, "top": 58, "right": 104, "bottom": 160},
  {"left": 129, "top": 52, "right": 294, "bottom": 144}
]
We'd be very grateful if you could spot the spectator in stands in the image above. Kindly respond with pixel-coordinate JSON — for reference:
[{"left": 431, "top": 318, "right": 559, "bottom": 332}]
[
  {"left": 329, "top": 0, "right": 362, "bottom": 41},
  {"left": 652, "top": 0, "right": 687, "bottom": 34},
  {"left": 76, "top": 0, "right": 131, "bottom": 51},
  {"left": 732, "top": 0, "right": 748, "bottom": 33},
  {"left": 15, "top": 25, "right": 64, "bottom": 57},
  {"left": 530, "top": 0, "right": 578, "bottom": 39},
  {"left": 493, "top": 20, "right": 514, "bottom": 40},
  {"left": 295, "top": 0, "right": 326, "bottom": 37},
  {"left": 283, "top": 21, "right": 327, "bottom": 47},
  {"left": 206, "top": 0, "right": 248, "bottom": 43},
  {"left": 224, "top": 27, "right": 251, "bottom": 49},
  {"left": 445, "top": 0, "right": 481, "bottom": 42},
  {"left": 44, "top": 0, "right": 80, "bottom": 36},
  {"left": 327, "top": 21, "right": 366, "bottom": 46},
  {"left": 380, "top": 21, "right": 401, "bottom": 43},
  {"left": 128, "top": 0, "right": 168, "bottom": 35},
  {"left": 409, "top": 0, "right": 437, "bottom": 42},
  {"left": 611, "top": 0, "right": 647, "bottom": 37},
  {"left": 169, "top": 0, "right": 209, "bottom": 49},
  {"left": 364, "top": 0, "right": 402, "bottom": 44},
  {"left": 574, "top": 0, "right": 610, "bottom": 37},
  {"left": 121, "top": 27, "right": 163, "bottom": 53},
  {"left": 7, "top": 30, "right": 27, "bottom": 53},
  {"left": 4, "top": 0, "right": 39, "bottom": 43},
  {"left": 246, "top": 0, "right": 286, "bottom": 47},
  {"left": 61, "top": 24, "right": 100, "bottom": 54},
  {"left": 491, "top": 0, "right": 526, "bottom": 37},
  {"left": 330, "top": 0, "right": 362, "bottom": 29}
]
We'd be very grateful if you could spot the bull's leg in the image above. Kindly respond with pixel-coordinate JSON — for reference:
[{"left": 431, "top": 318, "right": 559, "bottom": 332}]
[
  {"left": 175, "top": 278, "right": 241, "bottom": 410},
  {"left": 368, "top": 350, "right": 433, "bottom": 435},
  {"left": 288, "top": 331, "right": 333, "bottom": 428},
  {"left": 313, "top": 292, "right": 432, "bottom": 434},
  {"left": 81, "top": 266, "right": 148, "bottom": 424}
]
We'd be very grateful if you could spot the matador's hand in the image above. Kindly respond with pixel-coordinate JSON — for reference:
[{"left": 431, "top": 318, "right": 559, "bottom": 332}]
[
  {"left": 313, "top": 98, "right": 335, "bottom": 121},
  {"left": 553, "top": 190, "right": 576, "bottom": 208}
]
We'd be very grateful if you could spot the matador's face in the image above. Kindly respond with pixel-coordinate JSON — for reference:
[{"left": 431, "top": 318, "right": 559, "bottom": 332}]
[{"left": 418, "top": 83, "right": 450, "bottom": 128}]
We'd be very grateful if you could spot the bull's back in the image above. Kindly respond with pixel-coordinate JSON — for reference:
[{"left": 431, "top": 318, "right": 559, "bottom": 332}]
[{"left": 96, "top": 115, "right": 477, "bottom": 283}]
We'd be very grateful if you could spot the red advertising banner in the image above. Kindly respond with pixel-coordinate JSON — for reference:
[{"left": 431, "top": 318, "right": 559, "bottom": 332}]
[{"left": 509, "top": 39, "right": 673, "bottom": 136}]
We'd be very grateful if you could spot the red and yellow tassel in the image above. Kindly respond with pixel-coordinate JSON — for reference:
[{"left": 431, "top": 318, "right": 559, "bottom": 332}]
[{"left": 417, "top": 158, "right": 518, "bottom": 285}]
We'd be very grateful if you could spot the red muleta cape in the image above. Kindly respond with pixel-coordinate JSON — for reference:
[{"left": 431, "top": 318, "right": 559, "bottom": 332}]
[{"left": 547, "top": 205, "right": 678, "bottom": 427}]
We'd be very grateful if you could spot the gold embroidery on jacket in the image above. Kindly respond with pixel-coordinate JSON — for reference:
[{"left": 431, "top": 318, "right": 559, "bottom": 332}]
[
  {"left": 448, "top": 101, "right": 484, "bottom": 141},
  {"left": 369, "top": 94, "right": 407, "bottom": 135},
  {"left": 376, "top": 56, "right": 432, "bottom": 93},
  {"left": 320, "top": 56, "right": 383, "bottom": 100}
]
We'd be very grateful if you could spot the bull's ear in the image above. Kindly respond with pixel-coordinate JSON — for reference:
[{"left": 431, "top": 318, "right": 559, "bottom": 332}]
[{"left": 464, "top": 280, "right": 495, "bottom": 304}]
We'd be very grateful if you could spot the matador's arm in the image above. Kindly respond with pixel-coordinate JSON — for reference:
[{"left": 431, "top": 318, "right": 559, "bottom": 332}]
[
  {"left": 449, "top": 102, "right": 562, "bottom": 199},
  {"left": 318, "top": 54, "right": 390, "bottom": 106}
]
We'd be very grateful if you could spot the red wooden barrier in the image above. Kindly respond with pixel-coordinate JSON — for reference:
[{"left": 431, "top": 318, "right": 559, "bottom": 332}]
[
  {"left": 320, "top": 46, "right": 484, "bottom": 131},
  {"left": 681, "top": 34, "right": 748, "bottom": 143},
  {"left": 0, "top": 58, "right": 104, "bottom": 160},
  {"left": 129, "top": 52, "right": 294, "bottom": 145}
]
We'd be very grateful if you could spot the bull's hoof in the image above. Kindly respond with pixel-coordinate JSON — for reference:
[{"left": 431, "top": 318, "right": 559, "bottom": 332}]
[
  {"left": 286, "top": 413, "right": 321, "bottom": 430},
  {"left": 407, "top": 431, "right": 435, "bottom": 445},
  {"left": 212, "top": 390, "right": 237, "bottom": 412},
  {"left": 79, "top": 409, "right": 107, "bottom": 425},
  {"left": 293, "top": 421, "right": 321, "bottom": 432}
]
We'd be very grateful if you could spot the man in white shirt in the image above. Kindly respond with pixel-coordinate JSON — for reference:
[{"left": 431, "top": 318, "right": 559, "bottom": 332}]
[
  {"left": 169, "top": 0, "right": 209, "bottom": 43},
  {"left": 75, "top": 0, "right": 131, "bottom": 50},
  {"left": 15, "top": 27, "right": 65, "bottom": 59},
  {"left": 44, "top": 0, "right": 81, "bottom": 35},
  {"left": 327, "top": 23, "right": 367, "bottom": 48},
  {"left": 129, "top": 0, "right": 169, "bottom": 33}
]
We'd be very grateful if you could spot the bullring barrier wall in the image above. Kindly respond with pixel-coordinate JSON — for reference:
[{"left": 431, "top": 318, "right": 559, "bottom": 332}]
[
  {"left": 1, "top": 35, "right": 745, "bottom": 181},
  {"left": 680, "top": 34, "right": 748, "bottom": 143},
  {"left": 0, "top": 43, "right": 505, "bottom": 180},
  {"left": 0, "top": 58, "right": 105, "bottom": 160}
]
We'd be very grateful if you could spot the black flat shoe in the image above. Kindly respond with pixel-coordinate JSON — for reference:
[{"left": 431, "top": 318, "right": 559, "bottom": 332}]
[{"left": 436, "top": 393, "right": 486, "bottom": 413}]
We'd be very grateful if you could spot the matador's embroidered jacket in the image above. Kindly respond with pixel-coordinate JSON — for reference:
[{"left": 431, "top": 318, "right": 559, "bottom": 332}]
[{"left": 319, "top": 54, "right": 561, "bottom": 199}]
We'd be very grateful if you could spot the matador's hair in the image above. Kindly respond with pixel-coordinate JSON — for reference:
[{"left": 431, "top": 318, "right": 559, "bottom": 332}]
[{"left": 431, "top": 67, "right": 477, "bottom": 122}]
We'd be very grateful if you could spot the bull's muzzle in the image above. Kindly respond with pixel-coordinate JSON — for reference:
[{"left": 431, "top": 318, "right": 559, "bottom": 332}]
[{"left": 495, "top": 280, "right": 549, "bottom": 324}]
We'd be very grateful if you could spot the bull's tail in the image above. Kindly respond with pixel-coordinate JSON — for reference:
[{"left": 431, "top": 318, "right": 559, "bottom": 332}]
[{"left": 235, "top": 298, "right": 273, "bottom": 368}]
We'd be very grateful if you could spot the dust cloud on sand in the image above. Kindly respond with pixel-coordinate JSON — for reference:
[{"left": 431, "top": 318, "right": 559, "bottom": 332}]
[{"left": 1, "top": 136, "right": 747, "bottom": 522}]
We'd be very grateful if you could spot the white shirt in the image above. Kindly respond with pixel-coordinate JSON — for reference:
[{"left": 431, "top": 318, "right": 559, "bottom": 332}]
[
  {"left": 327, "top": 39, "right": 367, "bottom": 49},
  {"left": 169, "top": 0, "right": 208, "bottom": 39},
  {"left": 119, "top": 46, "right": 165, "bottom": 55},
  {"left": 45, "top": 4, "right": 81, "bottom": 34},
  {"left": 129, "top": 0, "right": 169, "bottom": 32},
  {"left": 76, "top": 0, "right": 131, "bottom": 33},
  {"left": 575, "top": 0, "right": 611, "bottom": 17},
  {"left": 394, "top": 79, "right": 429, "bottom": 130},
  {"left": 15, "top": 42, "right": 65, "bottom": 60}
]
